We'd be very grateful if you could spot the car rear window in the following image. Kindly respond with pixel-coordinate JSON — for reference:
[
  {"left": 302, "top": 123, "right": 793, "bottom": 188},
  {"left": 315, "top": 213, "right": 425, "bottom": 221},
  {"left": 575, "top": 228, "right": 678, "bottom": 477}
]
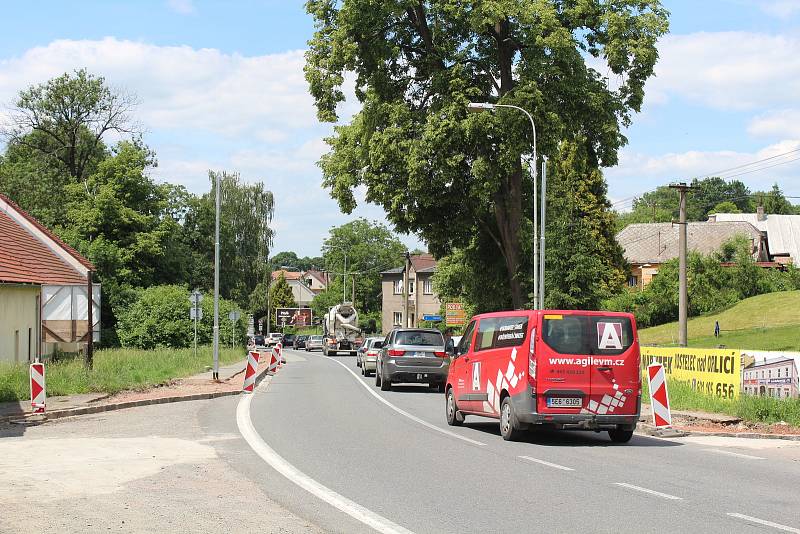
[
  {"left": 474, "top": 316, "right": 529, "bottom": 351},
  {"left": 253, "top": 336, "right": 265, "bottom": 345},
  {"left": 542, "top": 315, "right": 634, "bottom": 356},
  {"left": 394, "top": 330, "right": 444, "bottom": 346}
]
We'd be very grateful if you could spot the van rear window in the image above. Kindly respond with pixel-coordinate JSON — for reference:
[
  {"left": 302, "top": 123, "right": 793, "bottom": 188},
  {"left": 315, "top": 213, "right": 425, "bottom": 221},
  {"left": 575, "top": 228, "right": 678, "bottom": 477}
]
[{"left": 542, "top": 315, "right": 633, "bottom": 356}]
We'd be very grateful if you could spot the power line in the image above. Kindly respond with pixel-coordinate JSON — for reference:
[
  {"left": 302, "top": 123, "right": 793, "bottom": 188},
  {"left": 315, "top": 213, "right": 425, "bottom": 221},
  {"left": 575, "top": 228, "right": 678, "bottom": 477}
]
[{"left": 698, "top": 147, "right": 800, "bottom": 179}]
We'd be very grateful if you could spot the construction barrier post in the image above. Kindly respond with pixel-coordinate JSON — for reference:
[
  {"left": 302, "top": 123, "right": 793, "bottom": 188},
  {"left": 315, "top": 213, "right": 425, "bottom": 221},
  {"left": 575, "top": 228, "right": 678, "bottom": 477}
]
[
  {"left": 242, "top": 350, "right": 260, "bottom": 393},
  {"left": 647, "top": 362, "right": 672, "bottom": 428},
  {"left": 30, "top": 362, "right": 46, "bottom": 413},
  {"left": 268, "top": 350, "right": 278, "bottom": 373}
]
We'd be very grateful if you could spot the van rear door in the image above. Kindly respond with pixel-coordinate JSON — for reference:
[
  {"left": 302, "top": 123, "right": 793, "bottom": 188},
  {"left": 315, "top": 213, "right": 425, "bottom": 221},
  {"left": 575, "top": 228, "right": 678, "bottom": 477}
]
[
  {"left": 536, "top": 313, "right": 591, "bottom": 414},
  {"left": 586, "top": 315, "right": 639, "bottom": 416}
]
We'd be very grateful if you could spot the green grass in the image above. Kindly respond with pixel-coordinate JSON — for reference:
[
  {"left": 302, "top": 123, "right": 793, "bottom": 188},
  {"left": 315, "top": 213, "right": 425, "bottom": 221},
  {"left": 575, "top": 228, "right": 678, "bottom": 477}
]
[
  {"left": 639, "top": 290, "right": 800, "bottom": 349},
  {"left": 0, "top": 346, "right": 245, "bottom": 403},
  {"left": 642, "top": 378, "right": 800, "bottom": 427}
]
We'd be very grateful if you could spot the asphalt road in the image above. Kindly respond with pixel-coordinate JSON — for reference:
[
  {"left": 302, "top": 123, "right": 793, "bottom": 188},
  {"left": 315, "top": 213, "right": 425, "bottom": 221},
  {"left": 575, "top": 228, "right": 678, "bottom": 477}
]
[{"left": 227, "top": 348, "right": 800, "bottom": 534}]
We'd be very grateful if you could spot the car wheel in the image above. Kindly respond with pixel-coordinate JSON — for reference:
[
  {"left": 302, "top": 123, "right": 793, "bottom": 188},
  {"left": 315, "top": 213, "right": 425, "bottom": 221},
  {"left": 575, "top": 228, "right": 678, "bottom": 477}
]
[
  {"left": 446, "top": 388, "right": 464, "bottom": 426},
  {"left": 437, "top": 382, "right": 446, "bottom": 393},
  {"left": 608, "top": 429, "right": 634, "bottom": 443},
  {"left": 500, "top": 397, "right": 523, "bottom": 441},
  {"left": 380, "top": 368, "right": 391, "bottom": 391},
  {"left": 375, "top": 366, "right": 381, "bottom": 387}
]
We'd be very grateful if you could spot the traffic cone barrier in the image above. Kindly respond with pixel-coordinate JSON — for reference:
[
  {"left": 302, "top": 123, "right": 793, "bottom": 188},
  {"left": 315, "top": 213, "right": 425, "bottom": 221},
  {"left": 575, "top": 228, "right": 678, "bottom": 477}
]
[{"left": 242, "top": 351, "right": 260, "bottom": 392}]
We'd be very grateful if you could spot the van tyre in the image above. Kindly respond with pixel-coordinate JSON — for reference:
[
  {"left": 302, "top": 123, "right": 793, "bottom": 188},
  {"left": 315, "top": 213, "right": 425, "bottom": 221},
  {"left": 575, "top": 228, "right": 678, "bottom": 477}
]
[
  {"left": 446, "top": 389, "right": 464, "bottom": 426},
  {"left": 608, "top": 429, "right": 634, "bottom": 443},
  {"left": 500, "top": 397, "right": 524, "bottom": 441}
]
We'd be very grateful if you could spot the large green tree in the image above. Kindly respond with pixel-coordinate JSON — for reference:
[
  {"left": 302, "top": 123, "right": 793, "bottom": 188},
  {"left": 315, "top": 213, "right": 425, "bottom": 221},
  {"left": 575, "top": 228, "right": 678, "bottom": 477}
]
[
  {"left": 305, "top": 0, "right": 669, "bottom": 308},
  {"left": 321, "top": 218, "right": 407, "bottom": 313}
]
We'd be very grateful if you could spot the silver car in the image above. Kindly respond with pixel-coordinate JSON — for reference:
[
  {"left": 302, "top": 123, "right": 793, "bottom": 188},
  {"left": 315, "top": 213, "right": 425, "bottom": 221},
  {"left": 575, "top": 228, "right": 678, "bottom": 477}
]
[
  {"left": 357, "top": 337, "right": 383, "bottom": 376},
  {"left": 376, "top": 328, "right": 448, "bottom": 392},
  {"left": 305, "top": 335, "right": 323, "bottom": 351}
]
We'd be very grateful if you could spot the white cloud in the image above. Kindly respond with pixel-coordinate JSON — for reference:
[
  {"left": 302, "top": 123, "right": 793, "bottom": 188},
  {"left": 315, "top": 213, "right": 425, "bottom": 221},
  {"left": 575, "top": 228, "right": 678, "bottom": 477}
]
[
  {"left": 606, "top": 139, "right": 800, "bottom": 203},
  {"left": 748, "top": 109, "right": 800, "bottom": 138},
  {"left": 646, "top": 32, "right": 800, "bottom": 111},
  {"left": 167, "top": 0, "right": 195, "bottom": 15}
]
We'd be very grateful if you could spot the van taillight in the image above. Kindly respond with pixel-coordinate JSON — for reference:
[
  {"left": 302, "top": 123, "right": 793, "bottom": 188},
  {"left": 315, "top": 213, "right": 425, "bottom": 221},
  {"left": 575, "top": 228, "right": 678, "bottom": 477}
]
[{"left": 388, "top": 349, "right": 405, "bottom": 356}]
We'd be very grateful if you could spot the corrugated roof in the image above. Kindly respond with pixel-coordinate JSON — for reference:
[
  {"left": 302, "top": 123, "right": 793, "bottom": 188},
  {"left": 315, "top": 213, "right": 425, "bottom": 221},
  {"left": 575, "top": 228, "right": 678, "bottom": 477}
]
[
  {"left": 0, "top": 204, "right": 88, "bottom": 285},
  {"left": 616, "top": 221, "right": 763, "bottom": 265},
  {"left": 714, "top": 213, "right": 800, "bottom": 263}
]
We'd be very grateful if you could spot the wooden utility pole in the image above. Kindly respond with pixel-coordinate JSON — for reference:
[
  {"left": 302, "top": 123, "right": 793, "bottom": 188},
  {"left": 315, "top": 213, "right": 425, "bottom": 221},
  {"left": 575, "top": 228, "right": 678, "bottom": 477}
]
[
  {"left": 403, "top": 252, "right": 411, "bottom": 328},
  {"left": 86, "top": 271, "right": 94, "bottom": 369},
  {"left": 669, "top": 183, "right": 695, "bottom": 347}
]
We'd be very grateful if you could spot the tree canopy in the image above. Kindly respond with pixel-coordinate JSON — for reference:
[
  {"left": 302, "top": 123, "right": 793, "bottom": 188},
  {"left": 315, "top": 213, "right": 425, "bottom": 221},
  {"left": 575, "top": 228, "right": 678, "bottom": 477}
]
[{"left": 305, "top": 0, "right": 669, "bottom": 308}]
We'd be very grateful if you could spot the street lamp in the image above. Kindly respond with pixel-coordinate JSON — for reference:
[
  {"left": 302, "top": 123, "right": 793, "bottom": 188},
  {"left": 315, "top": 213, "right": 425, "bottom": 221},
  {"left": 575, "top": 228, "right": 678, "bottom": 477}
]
[{"left": 467, "top": 102, "right": 542, "bottom": 309}]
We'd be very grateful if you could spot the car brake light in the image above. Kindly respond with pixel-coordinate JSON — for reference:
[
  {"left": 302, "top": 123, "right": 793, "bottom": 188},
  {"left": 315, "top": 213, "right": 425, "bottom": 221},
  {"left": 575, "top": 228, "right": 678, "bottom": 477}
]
[
  {"left": 367, "top": 350, "right": 378, "bottom": 356},
  {"left": 388, "top": 349, "right": 405, "bottom": 356},
  {"left": 434, "top": 351, "right": 447, "bottom": 357}
]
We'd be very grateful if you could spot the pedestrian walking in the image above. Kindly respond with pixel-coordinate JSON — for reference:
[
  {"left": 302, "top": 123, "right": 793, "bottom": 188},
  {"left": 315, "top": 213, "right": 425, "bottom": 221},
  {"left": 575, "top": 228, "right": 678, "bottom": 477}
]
[{"left": 714, "top": 320, "right": 720, "bottom": 337}]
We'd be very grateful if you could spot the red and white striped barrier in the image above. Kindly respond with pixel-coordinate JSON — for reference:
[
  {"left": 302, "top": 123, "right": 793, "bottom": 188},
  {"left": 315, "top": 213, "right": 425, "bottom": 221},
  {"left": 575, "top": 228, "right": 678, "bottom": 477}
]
[
  {"left": 647, "top": 362, "right": 672, "bottom": 427},
  {"left": 242, "top": 350, "right": 260, "bottom": 393},
  {"left": 30, "top": 362, "right": 46, "bottom": 413},
  {"left": 275, "top": 343, "right": 283, "bottom": 368},
  {"left": 267, "top": 351, "right": 278, "bottom": 373}
]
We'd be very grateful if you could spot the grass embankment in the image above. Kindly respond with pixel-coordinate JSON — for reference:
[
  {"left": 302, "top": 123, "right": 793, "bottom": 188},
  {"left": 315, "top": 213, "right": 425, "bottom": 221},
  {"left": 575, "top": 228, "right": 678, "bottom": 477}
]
[
  {"left": 642, "top": 378, "right": 800, "bottom": 427},
  {"left": 0, "top": 346, "right": 244, "bottom": 403},
  {"left": 639, "top": 290, "right": 800, "bottom": 351}
]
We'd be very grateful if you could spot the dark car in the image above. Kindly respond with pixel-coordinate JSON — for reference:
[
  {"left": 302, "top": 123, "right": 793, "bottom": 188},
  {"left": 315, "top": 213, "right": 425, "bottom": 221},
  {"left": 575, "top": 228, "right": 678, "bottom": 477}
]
[
  {"left": 376, "top": 328, "right": 448, "bottom": 392},
  {"left": 282, "top": 333, "right": 296, "bottom": 347},
  {"left": 294, "top": 335, "right": 308, "bottom": 349}
]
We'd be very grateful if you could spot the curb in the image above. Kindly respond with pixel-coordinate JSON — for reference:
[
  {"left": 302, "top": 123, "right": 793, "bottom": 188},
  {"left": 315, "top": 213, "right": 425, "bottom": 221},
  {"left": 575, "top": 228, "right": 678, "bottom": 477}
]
[
  {"left": 1, "top": 362, "right": 275, "bottom": 426},
  {"left": 674, "top": 430, "right": 800, "bottom": 441}
]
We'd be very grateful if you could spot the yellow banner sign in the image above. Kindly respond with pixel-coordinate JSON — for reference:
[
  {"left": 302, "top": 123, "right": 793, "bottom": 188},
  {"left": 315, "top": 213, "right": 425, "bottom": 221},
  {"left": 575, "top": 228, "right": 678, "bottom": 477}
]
[
  {"left": 641, "top": 347, "right": 741, "bottom": 399},
  {"left": 445, "top": 302, "right": 465, "bottom": 326}
]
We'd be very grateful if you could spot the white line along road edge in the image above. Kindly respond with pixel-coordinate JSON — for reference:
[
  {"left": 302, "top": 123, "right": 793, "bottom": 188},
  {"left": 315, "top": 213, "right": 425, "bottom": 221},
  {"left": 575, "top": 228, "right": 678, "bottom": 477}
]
[
  {"left": 327, "top": 357, "right": 487, "bottom": 447},
  {"left": 727, "top": 513, "right": 800, "bottom": 533},
  {"left": 702, "top": 448, "right": 766, "bottom": 460},
  {"left": 236, "top": 385, "right": 415, "bottom": 534}
]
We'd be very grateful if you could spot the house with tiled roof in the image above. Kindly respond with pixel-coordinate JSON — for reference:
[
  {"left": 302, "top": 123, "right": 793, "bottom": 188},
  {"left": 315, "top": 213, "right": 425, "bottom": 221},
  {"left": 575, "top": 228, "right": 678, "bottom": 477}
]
[
  {"left": 0, "top": 193, "right": 99, "bottom": 363},
  {"left": 380, "top": 253, "right": 440, "bottom": 334},
  {"left": 711, "top": 207, "right": 800, "bottom": 265},
  {"left": 616, "top": 220, "right": 769, "bottom": 288},
  {"left": 271, "top": 269, "right": 319, "bottom": 309}
]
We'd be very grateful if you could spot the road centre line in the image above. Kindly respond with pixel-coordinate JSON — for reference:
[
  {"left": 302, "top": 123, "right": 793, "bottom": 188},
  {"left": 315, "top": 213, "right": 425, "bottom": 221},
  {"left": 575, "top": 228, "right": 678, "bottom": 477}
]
[
  {"left": 613, "top": 483, "right": 683, "bottom": 500},
  {"left": 236, "top": 384, "right": 416, "bottom": 534},
  {"left": 701, "top": 448, "right": 766, "bottom": 460},
  {"left": 327, "top": 357, "right": 487, "bottom": 447},
  {"left": 727, "top": 513, "right": 800, "bottom": 533},
  {"left": 518, "top": 456, "right": 574, "bottom": 471}
]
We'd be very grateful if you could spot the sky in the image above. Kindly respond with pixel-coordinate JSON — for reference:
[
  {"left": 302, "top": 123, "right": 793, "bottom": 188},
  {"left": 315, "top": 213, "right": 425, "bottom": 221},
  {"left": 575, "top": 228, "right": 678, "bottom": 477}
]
[{"left": 1, "top": 0, "right": 799, "bottom": 257}]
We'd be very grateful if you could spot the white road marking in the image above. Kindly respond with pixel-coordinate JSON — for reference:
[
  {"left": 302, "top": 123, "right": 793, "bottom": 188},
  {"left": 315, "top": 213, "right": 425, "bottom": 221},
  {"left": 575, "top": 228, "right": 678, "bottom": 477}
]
[
  {"left": 613, "top": 483, "right": 683, "bottom": 500},
  {"left": 727, "top": 513, "right": 800, "bottom": 533},
  {"left": 327, "top": 357, "right": 487, "bottom": 447},
  {"left": 702, "top": 448, "right": 766, "bottom": 460},
  {"left": 236, "top": 385, "right": 415, "bottom": 534},
  {"left": 518, "top": 456, "right": 574, "bottom": 471}
]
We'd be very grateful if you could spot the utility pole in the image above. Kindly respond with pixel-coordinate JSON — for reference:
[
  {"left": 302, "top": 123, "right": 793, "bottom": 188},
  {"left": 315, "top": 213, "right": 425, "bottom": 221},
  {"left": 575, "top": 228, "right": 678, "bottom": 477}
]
[
  {"left": 669, "top": 183, "right": 695, "bottom": 347},
  {"left": 86, "top": 271, "right": 94, "bottom": 369},
  {"left": 212, "top": 174, "right": 221, "bottom": 381},
  {"left": 538, "top": 156, "right": 548, "bottom": 310},
  {"left": 403, "top": 251, "right": 411, "bottom": 328}
]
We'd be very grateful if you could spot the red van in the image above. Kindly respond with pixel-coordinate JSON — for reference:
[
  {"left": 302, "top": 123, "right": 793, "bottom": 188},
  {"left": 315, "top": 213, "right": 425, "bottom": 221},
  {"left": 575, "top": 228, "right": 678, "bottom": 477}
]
[{"left": 445, "top": 310, "right": 641, "bottom": 442}]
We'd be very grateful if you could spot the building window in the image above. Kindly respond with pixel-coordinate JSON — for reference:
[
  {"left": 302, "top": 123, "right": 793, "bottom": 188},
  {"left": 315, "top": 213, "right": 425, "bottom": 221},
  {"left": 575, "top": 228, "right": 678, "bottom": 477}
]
[
  {"left": 393, "top": 312, "right": 402, "bottom": 326},
  {"left": 769, "top": 369, "right": 772, "bottom": 378},
  {"left": 408, "top": 280, "right": 415, "bottom": 294},
  {"left": 393, "top": 279, "right": 403, "bottom": 294},
  {"left": 423, "top": 278, "right": 433, "bottom": 294},
  {"left": 627, "top": 276, "right": 638, "bottom": 287}
]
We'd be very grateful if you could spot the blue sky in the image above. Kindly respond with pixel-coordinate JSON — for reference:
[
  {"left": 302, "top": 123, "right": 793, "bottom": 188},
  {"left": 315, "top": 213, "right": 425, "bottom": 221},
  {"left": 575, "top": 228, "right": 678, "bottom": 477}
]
[{"left": 1, "top": 1, "right": 799, "bottom": 256}]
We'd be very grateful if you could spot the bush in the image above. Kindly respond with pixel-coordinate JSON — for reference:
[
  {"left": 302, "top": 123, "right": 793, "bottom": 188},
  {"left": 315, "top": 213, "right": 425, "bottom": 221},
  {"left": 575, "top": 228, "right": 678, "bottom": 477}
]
[{"left": 116, "top": 285, "right": 246, "bottom": 349}]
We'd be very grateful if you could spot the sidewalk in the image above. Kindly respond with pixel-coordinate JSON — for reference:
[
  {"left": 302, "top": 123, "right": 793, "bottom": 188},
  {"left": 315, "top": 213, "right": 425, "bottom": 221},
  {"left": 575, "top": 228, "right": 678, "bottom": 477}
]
[{"left": 0, "top": 353, "right": 274, "bottom": 424}]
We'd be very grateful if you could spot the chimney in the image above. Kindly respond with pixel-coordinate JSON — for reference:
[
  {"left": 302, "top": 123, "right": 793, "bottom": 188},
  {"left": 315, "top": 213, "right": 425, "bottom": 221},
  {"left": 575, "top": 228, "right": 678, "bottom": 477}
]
[{"left": 757, "top": 205, "right": 766, "bottom": 222}]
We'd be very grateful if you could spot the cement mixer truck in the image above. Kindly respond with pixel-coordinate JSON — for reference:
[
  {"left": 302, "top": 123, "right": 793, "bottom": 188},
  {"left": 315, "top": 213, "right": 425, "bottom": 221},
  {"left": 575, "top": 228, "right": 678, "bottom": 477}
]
[{"left": 322, "top": 302, "right": 362, "bottom": 356}]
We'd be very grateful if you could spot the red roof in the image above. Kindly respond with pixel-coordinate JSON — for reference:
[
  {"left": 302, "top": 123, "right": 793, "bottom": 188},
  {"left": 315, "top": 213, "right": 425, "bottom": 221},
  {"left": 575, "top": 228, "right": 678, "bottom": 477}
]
[
  {"left": 272, "top": 270, "right": 303, "bottom": 281},
  {"left": 0, "top": 193, "right": 91, "bottom": 285},
  {"left": 410, "top": 253, "right": 436, "bottom": 272}
]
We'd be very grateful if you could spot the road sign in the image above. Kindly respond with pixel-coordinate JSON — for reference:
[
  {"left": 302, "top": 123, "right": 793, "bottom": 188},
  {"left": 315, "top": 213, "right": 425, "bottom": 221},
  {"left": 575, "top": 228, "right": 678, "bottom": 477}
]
[
  {"left": 445, "top": 302, "right": 465, "bottom": 326},
  {"left": 190, "top": 307, "right": 204, "bottom": 320},
  {"left": 423, "top": 314, "right": 442, "bottom": 322},
  {"left": 228, "top": 310, "right": 241, "bottom": 322},
  {"left": 247, "top": 315, "right": 255, "bottom": 336},
  {"left": 189, "top": 290, "right": 203, "bottom": 304},
  {"left": 30, "top": 363, "right": 46, "bottom": 413},
  {"left": 647, "top": 363, "right": 672, "bottom": 428}
]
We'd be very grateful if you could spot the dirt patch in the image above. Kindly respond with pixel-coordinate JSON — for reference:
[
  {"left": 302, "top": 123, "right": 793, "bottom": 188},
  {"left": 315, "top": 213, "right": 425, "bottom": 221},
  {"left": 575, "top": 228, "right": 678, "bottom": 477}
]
[{"left": 672, "top": 414, "right": 800, "bottom": 435}]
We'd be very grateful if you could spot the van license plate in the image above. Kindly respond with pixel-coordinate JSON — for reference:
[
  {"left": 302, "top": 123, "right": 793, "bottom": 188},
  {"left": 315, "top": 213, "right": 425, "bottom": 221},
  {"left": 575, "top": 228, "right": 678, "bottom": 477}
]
[{"left": 547, "top": 397, "right": 582, "bottom": 408}]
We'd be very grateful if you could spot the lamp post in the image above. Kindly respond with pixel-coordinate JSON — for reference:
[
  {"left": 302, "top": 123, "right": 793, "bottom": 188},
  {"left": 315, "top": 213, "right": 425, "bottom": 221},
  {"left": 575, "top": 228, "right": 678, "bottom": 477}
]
[{"left": 467, "top": 102, "right": 541, "bottom": 309}]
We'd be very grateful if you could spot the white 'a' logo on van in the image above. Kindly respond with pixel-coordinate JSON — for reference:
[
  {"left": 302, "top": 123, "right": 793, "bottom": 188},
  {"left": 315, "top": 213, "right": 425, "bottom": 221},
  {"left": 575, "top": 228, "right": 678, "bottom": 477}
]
[
  {"left": 597, "top": 322, "right": 623, "bottom": 350},
  {"left": 472, "top": 361, "right": 481, "bottom": 391}
]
